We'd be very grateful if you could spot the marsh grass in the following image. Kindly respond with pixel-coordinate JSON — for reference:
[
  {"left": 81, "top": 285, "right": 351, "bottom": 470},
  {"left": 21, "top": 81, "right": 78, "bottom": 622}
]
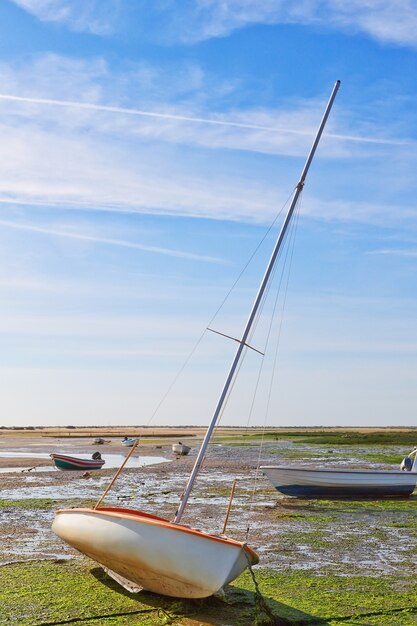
[{"left": 214, "top": 430, "right": 417, "bottom": 447}]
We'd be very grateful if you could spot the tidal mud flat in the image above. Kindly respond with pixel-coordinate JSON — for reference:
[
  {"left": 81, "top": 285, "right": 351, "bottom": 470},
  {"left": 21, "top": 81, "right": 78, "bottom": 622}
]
[{"left": 0, "top": 429, "right": 416, "bottom": 625}]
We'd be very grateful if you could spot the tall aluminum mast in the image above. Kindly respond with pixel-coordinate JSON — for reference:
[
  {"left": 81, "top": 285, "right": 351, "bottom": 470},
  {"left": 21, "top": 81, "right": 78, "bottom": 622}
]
[{"left": 174, "top": 80, "right": 341, "bottom": 524}]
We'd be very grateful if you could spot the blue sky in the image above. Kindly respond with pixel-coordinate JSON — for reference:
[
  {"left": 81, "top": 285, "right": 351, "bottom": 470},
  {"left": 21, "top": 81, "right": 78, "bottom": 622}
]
[{"left": 1, "top": 1, "right": 417, "bottom": 427}]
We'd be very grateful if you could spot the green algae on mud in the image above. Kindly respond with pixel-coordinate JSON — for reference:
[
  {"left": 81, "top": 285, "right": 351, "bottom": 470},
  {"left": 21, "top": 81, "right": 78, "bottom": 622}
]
[
  {"left": 0, "top": 498, "right": 58, "bottom": 510},
  {"left": 0, "top": 560, "right": 285, "bottom": 626},
  {"left": 303, "top": 496, "right": 417, "bottom": 511},
  {"left": 0, "top": 560, "right": 169, "bottom": 626},
  {"left": 1, "top": 560, "right": 416, "bottom": 626},
  {"left": 235, "top": 569, "right": 417, "bottom": 625}
]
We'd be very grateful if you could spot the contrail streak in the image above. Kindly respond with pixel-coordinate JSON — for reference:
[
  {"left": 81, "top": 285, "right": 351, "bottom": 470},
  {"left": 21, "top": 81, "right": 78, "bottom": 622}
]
[
  {"left": 368, "top": 248, "right": 417, "bottom": 257},
  {"left": 0, "top": 93, "right": 407, "bottom": 146},
  {"left": 0, "top": 219, "right": 225, "bottom": 264}
]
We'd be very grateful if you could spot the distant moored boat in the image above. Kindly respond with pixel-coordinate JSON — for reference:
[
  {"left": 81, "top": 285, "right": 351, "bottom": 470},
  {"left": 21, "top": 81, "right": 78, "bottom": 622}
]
[
  {"left": 50, "top": 452, "right": 105, "bottom": 471},
  {"left": 261, "top": 448, "right": 417, "bottom": 498},
  {"left": 121, "top": 437, "right": 139, "bottom": 447},
  {"left": 172, "top": 442, "right": 191, "bottom": 456}
]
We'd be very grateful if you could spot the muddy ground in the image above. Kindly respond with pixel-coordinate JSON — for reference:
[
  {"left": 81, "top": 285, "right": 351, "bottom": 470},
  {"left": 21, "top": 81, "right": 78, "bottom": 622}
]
[{"left": 0, "top": 433, "right": 416, "bottom": 580}]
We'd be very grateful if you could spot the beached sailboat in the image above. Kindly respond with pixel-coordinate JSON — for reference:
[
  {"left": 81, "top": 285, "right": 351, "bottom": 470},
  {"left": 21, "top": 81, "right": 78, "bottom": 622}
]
[
  {"left": 50, "top": 452, "right": 105, "bottom": 471},
  {"left": 52, "top": 81, "right": 341, "bottom": 598},
  {"left": 261, "top": 448, "right": 417, "bottom": 498}
]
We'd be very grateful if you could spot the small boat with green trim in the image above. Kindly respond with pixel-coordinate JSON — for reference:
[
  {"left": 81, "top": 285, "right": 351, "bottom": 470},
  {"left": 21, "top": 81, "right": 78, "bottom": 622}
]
[{"left": 50, "top": 452, "right": 105, "bottom": 471}]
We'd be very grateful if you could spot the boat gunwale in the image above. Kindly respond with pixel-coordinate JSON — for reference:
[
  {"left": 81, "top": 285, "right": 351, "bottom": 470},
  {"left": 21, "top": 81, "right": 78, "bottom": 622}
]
[
  {"left": 51, "top": 453, "right": 104, "bottom": 461},
  {"left": 54, "top": 506, "right": 259, "bottom": 562}
]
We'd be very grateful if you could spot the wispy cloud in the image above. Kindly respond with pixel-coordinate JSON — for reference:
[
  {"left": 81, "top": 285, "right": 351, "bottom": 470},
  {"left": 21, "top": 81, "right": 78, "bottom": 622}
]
[
  {"left": 0, "top": 219, "right": 225, "bottom": 263},
  {"left": 10, "top": 1, "right": 417, "bottom": 48},
  {"left": 11, "top": 0, "right": 119, "bottom": 34},
  {"left": 0, "top": 54, "right": 416, "bottom": 228},
  {"left": 0, "top": 54, "right": 413, "bottom": 155},
  {"left": 324, "top": 0, "right": 417, "bottom": 48},
  {"left": 154, "top": 0, "right": 417, "bottom": 48},
  {"left": 0, "top": 92, "right": 406, "bottom": 146},
  {"left": 302, "top": 198, "right": 417, "bottom": 226},
  {"left": 367, "top": 248, "right": 417, "bottom": 257}
]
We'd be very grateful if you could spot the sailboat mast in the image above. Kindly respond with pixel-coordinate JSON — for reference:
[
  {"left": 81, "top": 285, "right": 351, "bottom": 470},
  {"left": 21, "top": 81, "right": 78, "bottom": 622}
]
[{"left": 174, "top": 80, "right": 341, "bottom": 524}]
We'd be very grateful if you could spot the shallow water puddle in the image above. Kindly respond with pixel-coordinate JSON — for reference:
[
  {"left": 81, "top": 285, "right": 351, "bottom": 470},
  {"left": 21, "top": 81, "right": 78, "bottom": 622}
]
[
  {"left": 0, "top": 466, "right": 52, "bottom": 474},
  {"left": 0, "top": 452, "right": 169, "bottom": 474}
]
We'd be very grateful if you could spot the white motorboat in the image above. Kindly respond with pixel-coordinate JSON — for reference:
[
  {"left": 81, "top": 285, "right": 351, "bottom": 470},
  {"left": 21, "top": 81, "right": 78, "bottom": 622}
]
[{"left": 261, "top": 448, "right": 417, "bottom": 498}]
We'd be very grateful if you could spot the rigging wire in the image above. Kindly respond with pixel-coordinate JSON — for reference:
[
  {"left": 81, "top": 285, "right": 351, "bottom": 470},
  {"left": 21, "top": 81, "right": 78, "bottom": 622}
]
[
  {"left": 207, "top": 193, "right": 302, "bottom": 530},
  {"left": 245, "top": 201, "right": 300, "bottom": 429},
  {"left": 245, "top": 195, "right": 303, "bottom": 539},
  {"left": 144, "top": 188, "right": 297, "bottom": 427},
  {"left": 210, "top": 213, "right": 296, "bottom": 441},
  {"left": 205, "top": 188, "right": 296, "bottom": 326},
  {"left": 208, "top": 192, "right": 301, "bottom": 446},
  {"left": 242, "top": 190, "right": 305, "bottom": 425},
  {"left": 263, "top": 198, "right": 302, "bottom": 429}
]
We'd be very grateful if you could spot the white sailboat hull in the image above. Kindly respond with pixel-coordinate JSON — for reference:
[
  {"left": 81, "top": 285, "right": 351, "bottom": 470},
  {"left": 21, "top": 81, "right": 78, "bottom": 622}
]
[
  {"left": 52, "top": 507, "right": 259, "bottom": 598},
  {"left": 50, "top": 83, "right": 341, "bottom": 600},
  {"left": 261, "top": 466, "right": 417, "bottom": 498}
]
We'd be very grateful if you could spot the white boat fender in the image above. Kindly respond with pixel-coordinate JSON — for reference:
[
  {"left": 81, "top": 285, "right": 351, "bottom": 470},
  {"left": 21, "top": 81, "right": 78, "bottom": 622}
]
[{"left": 400, "top": 457, "right": 413, "bottom": 471}]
